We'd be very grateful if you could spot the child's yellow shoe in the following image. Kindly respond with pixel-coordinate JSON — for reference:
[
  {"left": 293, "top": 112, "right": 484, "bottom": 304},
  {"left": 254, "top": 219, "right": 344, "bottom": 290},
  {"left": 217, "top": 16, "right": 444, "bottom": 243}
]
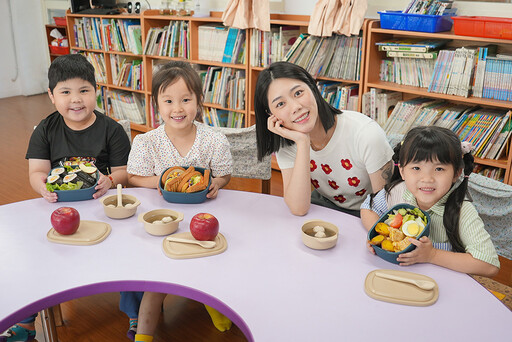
[
  {"left": 134, "top": 334, "right": 153, "bottom": 342},
  {"left": 204, "top": 305, "right": 232, "bottom": 332}
]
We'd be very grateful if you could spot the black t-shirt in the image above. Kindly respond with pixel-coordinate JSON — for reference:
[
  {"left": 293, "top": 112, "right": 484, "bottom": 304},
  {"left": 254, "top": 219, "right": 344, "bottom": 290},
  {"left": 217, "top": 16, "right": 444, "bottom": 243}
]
[{"left": 26, "top": 110, "right": 131, "bottom": 174}]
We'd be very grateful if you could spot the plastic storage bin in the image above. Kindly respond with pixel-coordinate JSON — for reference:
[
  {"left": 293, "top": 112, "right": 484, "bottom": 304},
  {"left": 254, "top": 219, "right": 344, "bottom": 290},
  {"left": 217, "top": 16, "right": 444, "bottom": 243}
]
[
  {"left": 53, "top": 17, "right": 66, "bottom": 26},
  {"left": 49, "top": 45, "right": 70, "bottom": 55},
  {"left": 379, "top": 10, "right": 456, "bottom": 33},
  {"left": 452, "top": 16, "right": 512, "bottom": 40}
]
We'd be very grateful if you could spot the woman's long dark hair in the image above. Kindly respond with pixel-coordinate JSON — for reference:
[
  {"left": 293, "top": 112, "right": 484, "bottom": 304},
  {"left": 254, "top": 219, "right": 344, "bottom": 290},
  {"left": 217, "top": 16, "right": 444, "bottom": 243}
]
[
  {"left": 254, "top": 61, "right": 341, "bottom": 161},
  {"left": 384, "top": 126, "right": 474, "bottom": 252}
]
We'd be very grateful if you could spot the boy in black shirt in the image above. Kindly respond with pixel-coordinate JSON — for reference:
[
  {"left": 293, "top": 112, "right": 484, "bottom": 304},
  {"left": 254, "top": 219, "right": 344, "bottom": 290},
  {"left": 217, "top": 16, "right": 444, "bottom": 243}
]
[
  {"left": 26, "top": 54, "right": 130, "bottom": 202},
  {"left": 2, "top": 55, "right": 141, "bottom": 341}
]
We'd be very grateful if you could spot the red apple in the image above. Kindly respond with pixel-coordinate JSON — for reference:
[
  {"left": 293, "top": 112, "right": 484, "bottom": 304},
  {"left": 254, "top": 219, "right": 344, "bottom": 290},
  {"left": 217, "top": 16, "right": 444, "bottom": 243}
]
[
  {"left": 51, "top": 207, "right": 80, "bottom": 235},
  {"left": 190, "top": 213, "right": 219, "bottom": 241}
]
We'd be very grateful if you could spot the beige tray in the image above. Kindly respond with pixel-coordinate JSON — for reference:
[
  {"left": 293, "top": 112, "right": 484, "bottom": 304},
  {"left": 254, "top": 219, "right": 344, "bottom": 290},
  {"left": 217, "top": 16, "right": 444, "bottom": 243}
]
[
  {"left": 47, "top": 220, "right": 111, "bottom": 246},
  {"left": 163, "top": 232, "right": 227, "bottom": 259},
  {"left": 364, "top": 269, "right": 439, "bottom": 306}
]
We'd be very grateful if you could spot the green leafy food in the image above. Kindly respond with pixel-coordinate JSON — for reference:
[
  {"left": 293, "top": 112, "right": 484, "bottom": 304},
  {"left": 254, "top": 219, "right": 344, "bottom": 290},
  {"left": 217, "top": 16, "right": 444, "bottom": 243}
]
[{"left": 46, "top": 181, "right": 84, "bottom": 192}]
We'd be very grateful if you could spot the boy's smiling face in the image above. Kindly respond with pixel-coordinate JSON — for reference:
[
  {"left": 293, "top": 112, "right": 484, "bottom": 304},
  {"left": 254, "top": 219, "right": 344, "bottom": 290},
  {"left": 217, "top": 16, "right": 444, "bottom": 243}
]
[{"left": 48, "top": 78, "right": 97, "bottom": 130}]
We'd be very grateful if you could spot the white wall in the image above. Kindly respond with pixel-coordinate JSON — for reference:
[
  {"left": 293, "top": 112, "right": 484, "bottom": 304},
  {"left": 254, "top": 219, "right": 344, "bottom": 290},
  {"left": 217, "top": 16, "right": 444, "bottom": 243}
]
[
  {"left": 0, "top": 0, "right": 48, "bottom": 98},
  {"left": 1, "top": 0, "right": 511, "bottom": 99}
]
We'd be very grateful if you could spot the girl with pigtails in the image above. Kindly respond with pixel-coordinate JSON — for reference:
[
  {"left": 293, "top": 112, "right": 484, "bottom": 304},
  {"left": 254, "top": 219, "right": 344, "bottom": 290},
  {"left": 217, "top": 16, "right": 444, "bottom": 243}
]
[{"left": 360, "top": 126, "right": 500, "bottom": 277}]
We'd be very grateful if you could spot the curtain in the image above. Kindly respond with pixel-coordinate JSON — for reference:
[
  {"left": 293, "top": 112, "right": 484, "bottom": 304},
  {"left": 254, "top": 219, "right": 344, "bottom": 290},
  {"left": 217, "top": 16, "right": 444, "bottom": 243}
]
[
  {"left": 309, "top": 0, "right": 368, "bottom": 37},
  {"left": 222, "top": 0, "right": 270, "bottom": 32}
]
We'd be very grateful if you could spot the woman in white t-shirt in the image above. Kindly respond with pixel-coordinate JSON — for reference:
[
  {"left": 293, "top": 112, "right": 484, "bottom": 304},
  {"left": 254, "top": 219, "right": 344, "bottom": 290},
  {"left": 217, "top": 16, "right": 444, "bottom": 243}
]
[{"left": 254, "top": 62, "right": 393, "bottom": 216}]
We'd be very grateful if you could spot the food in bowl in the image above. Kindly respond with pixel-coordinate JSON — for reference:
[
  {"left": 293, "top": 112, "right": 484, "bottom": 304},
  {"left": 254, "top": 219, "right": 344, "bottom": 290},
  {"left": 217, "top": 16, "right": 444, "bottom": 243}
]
[
  {"left": 46, "top": 163, "right": 98, "bottom": 192},
  {"left": 301, "top": 220, "right": 339, "bottom": 250},
  {"left": 368, "top": 204, "right": 430, "bottom": 264},
  {"left": 161, "top": 166, "right": 210, "bottom": 193}
]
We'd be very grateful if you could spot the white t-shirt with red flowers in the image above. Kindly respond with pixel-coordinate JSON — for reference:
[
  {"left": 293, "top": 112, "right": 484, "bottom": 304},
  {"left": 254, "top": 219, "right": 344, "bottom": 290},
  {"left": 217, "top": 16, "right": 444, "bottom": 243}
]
[{"left": 276, "top": 111, "right": 393, "bottom": 210}]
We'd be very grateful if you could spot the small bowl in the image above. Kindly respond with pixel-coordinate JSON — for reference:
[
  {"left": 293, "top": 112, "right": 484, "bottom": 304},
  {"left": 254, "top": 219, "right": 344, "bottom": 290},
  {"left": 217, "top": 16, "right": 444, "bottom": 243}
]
[
  {"left": 100, "top": 194, "right": 141, "bottom": 219},
  {"left": 47, "top": 168, "right": 99, "bottom": 202},
  {"left": 301, "top": 220, "right": 339, "bottom": 250},
  {"left": 368, "top": 203, "right": 431, "bottom": 264},
  {"left": 138, "top": 209, "right": 184, "bottom": 236},
  {"left": 159, "top": 166, "right": 212, "bottom": 204}
]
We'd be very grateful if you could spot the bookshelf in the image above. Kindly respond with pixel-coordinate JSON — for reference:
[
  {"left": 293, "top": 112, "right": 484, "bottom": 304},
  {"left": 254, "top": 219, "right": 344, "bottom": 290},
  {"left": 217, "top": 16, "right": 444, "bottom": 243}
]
[
  {"left": 45, "top": 24, "right": 69, "bottom": 62},
  {"left": 64, "top": 10, "right": 368, "bottom": 137},
  {"left": 364, "top": 20, "right": 512, "bottom": 184},
  {"left": 248, "top": 14, "right": 369, "bottom": 126},
  {"left": 66, "top": 10, "right": 147, "bottom": 132}
]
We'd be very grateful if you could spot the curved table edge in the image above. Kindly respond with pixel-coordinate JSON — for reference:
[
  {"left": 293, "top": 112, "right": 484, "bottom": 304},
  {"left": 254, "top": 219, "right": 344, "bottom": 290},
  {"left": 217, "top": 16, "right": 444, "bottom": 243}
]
[{"left": 0, "top": 280, "right": 253, "bottom": 341}]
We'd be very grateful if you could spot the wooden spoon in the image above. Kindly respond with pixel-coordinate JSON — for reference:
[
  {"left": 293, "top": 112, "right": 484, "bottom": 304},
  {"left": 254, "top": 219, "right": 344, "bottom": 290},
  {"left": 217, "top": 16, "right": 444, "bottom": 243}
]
[
  {"left": 117, "top": 184, "right": 123, "bottom": 207},
  {"left": 375, "top": 271, "right": 436, "bottom": 291},
  {"left": 166, "top": 236, "right": 216, "bottom": 249}
]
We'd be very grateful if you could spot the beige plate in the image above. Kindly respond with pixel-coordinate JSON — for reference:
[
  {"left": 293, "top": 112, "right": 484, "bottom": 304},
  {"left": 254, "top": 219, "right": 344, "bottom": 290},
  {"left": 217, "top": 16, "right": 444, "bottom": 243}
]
[
  {"left": 47, "top": 220, "right": 111, "bottom": 246},
  {"left": 364, "top": 269, "right": 439, "bottom": 306},
  {"left": 162, "top": 232, "right": 227, "bottom": 259}
]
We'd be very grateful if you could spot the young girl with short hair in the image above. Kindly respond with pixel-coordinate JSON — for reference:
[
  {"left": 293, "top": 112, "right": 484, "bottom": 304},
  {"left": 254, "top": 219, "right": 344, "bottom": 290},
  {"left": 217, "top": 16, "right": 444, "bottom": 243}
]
[
  {"left": 127, "top": 61, "right": 233, "bottom": 342},
  {"left": 127, "top": 60, "right": 232, "bottom": 198},
  {"left": 361, "top": 126, "right": 500, "bottom": 277}
]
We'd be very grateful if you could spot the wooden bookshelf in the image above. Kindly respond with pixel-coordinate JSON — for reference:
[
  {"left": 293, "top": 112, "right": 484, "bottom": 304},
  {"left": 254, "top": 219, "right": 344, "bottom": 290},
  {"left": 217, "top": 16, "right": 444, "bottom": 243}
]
[
  {"left": 66, "top": 10, "right": 146, "bottom": 129},
  {"left": 45, "top": 24, "right": 69, "bottom": 62},
  {"left": 364, "top": 20, "right": 512, "bottom": 185},
  {"left": 65, "top": 10, "right": 369, "bottom": 132}
]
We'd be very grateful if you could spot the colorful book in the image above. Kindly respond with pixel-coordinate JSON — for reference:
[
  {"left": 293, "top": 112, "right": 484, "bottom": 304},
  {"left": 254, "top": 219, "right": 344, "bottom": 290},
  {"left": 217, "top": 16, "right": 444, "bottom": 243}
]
[{"left": 376, "top": 38, "right": 449, "bottom": 53}]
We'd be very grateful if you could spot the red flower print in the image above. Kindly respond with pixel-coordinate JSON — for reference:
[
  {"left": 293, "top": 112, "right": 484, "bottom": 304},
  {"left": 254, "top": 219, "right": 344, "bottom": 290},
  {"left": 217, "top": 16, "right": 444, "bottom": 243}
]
[
  {"left": 328, "top": 180, "right": 339, "bottom": 190},
  {"left": 311, "top": 179, "right": 319, "bottom": 189},
  {"left": 340, "top": 159, "right": 352, "bottom": 170},
  {"left": 355, "top": 189, "right": 366, "bottom": 196},
  {"left": 348, "top": 177, "right": 360, "bottom": 187},
  {"left": 321, "top": 164, "right": 333, "bottom": 174},
  {"left": 334, "top": 195, "right": 346, "bottom": 203},
  {"left": 310, "top": 160, "right": 317, "bottom": 172}
]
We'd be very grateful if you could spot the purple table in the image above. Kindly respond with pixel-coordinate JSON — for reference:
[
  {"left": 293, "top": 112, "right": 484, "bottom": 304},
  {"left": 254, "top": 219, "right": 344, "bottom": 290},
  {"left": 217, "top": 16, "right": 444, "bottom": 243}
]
[{"left": 0, "top": 188, "right": 510, "bottom": 341}]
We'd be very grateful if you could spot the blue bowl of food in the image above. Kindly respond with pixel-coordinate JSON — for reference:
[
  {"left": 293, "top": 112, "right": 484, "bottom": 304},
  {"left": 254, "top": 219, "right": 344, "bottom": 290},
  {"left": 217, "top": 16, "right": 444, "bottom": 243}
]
[
  {"left": 367, "top": 204, "right": 430, "bottom": 264},
  {"left": 46, "top": 164, "right": 99, "bottom": 202},
  {"left": 159, "top": 166, "right": 211, "bottom": 204}
]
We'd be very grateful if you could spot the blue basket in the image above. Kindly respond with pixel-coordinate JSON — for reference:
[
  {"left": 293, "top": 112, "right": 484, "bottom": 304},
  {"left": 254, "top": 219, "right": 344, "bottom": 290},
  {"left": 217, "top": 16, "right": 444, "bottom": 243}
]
[
  {"left": 379, "top": 10, "right": 456, "bottom": 33},
  {"left": 368, "top": 204, "right": 431, "bottom": 264},
  {"left": 159, "top": 166, "right": 211, "bottom": 204}
]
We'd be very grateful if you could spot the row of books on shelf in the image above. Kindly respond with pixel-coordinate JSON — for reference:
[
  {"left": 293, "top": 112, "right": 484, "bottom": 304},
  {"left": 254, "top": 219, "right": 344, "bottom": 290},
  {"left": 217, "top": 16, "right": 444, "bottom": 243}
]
[
  {"left": 285, "top": 33, "right": 363, "bottom": 81},
  {"left": 202, "top": 108, "right": 244, "bottom": 128},
  {"left": 362, "top": 89, "right": 403, "bottom": 127},
  {"left": 377, "top": 38, "right": 512, "bottom": 100},
  {"left": 143, "top": 21, "right": 189, "bottom": 58},
  {"left": 83, "top": 52, "right": 107, "bottom": 83},
  {"left": 403, "top": 0, "right": 454, "bottom": 15},
  {"left": 200, "top": 67, "right": 246, "bottom": 110},
  {"left": 250, "top": 26, "right": 300, "bottom": 67},
  {"left": 73, "top": 17, "right": 142, "bottom": 54},
  {"left": 318, "top": 81, "right": 359, "bottom": 111},
  {"left": 110, "top": 55, "right": 143, "bottom": 90},
  {"left": 197, "top": 25, "right": 246, "bottom": 64},
  {"left": 379, "top": 95, "right": 512, "bottom": 160},
  {"left": 73, "top": 17, "right": 103, "bottom": 50},
  {"left": 379, "top": 57, "right": 436, "bottom": 88},
  {"left": 102, "top": 19, "right": 142, "bottom": 54},
  {"left": 107, "top": 90, "right": 146, "bottom": 125}
]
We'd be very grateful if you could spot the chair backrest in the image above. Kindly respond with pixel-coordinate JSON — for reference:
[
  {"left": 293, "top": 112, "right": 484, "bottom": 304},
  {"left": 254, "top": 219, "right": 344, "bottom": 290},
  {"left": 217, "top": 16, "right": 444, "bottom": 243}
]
[
  {"left": 118, "top": 119, "right": 132, "bottom": 143},
  {"left": 468, "top": 173, "right": 512, "bottom": 260},
  {"left": 210, "top": 125, "right": 272, "bottom": 194}
]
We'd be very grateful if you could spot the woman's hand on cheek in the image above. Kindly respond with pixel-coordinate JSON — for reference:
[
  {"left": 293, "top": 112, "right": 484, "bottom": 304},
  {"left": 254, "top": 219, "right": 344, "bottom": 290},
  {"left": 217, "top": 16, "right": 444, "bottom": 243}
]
[
  {"left": 397, "top": 236, "right": 435, "bottom": 266},
  {"left": 267, "top": 115, "right": 308, "bottom": 144}
]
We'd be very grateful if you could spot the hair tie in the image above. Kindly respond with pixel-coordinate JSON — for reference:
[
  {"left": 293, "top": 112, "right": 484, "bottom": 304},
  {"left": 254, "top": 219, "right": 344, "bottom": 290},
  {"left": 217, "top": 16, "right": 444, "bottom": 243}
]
[
  {"left": 394, "top": 163, "right": 400, "bottom": 167},
  {"left": 461, "top": 141, "right": 473, "bottom": 154},
  {"left": 464, "top": 175, "right": 470, "bottom": 178}
]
